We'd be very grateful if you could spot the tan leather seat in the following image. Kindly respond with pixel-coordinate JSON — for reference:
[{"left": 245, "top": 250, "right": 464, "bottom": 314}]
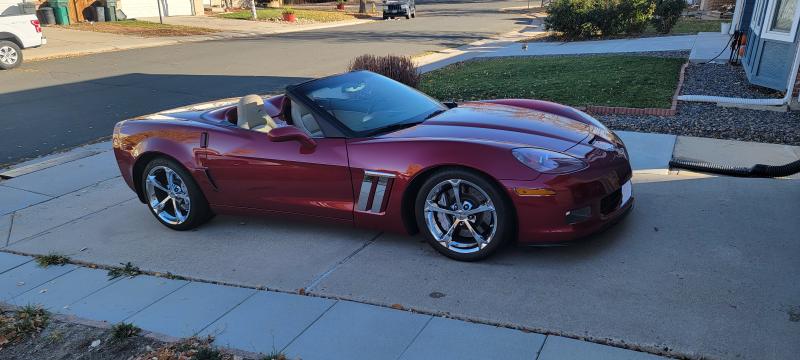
[
  {"left": 237, "top": 95, "right": 278, "bottom": 133},
  {"left": 290, "top": 100, "right": 324, "bottom": 138}
]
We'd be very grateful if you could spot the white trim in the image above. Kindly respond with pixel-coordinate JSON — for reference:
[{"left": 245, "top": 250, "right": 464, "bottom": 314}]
[
  {"left": 751, "top": 0, "right": 768, "bottom": 33},
  {"left": 761, "top": 0, "right": 800, "bottom": 41}
]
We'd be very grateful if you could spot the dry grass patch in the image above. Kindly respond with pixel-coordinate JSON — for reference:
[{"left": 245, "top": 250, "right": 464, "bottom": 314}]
[
  {"left": 0, "top": 306, "right": 50, "bottom": 349},
  {"left": 62, "top": 20, "right": 218, "bottom": 37}
]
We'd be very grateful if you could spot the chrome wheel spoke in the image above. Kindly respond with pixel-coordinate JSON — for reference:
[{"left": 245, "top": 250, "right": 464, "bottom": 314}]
[
  {"left": 425, "top": 201, "right": 458, "bottom": 216},
  {"left": 172, "top": 198, "right": 186, "bottom": 222},
  {"left": 166, "top": 169, "right": 176, "bottom": 187},
  {"left": 437, "top": 219, "right": 459, "bottom": 248},
  {"left": 154, "top": 197, "right": 170, "bottom": 212},
  {"left": 463, "top": 220, "right": 488, "bottom": 249},
  {"left": 147, "top": 175, "right": 169, "bottom": 193},
  {"left": 448, "top": 179, "right": 462, "bottom": 206}
]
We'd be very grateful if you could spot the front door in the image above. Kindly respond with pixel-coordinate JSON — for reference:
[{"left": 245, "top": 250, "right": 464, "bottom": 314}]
[{"left": 203, "top": 126, "right": 353, "bottom": 221}]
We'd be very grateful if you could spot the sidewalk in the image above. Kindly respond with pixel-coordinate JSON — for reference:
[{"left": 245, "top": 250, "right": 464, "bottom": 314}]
[
  {"left": 139, "top": 15, "right": 373, "bottom": 35},
  {"left": 0, "top": 252, "right": 665, "bottom": 360},
  {"left": 415, "top": 17, "right": 701, "bottom": 73},
  {"left": 26, "top": 16, "right": 372, "bottom": 61}
]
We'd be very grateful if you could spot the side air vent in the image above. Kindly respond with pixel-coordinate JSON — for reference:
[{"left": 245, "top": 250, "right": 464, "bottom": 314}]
[{"left": 356, "top": 170, "right": 396, "bottom": 213}]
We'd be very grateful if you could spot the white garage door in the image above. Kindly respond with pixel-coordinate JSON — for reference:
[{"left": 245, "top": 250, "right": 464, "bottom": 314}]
[{"left": 121, "top": 0, "right": 193, "bottom": 18}]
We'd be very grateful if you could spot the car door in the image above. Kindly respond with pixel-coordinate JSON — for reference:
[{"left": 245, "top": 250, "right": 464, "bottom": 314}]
[{"left": 201, "top": 111, "right": 353, "bottom": 221}]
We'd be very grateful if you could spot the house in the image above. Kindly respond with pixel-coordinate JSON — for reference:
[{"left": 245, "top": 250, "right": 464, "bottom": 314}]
[
  {"left": 1, "top": 0, "right": 201, "bottom": 20},
  {"left": 735, "top": 0, "right": 800, "bottom": 92}
]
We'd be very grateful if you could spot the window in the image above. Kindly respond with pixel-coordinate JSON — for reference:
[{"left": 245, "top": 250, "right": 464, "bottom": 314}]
[
  {"left": 763, "top": 0, "right": 800, "bottom": 41},
  {"left": 296, "top": 71, "right": 445, "bottom": 136},
  {"left": 771, "top": 0, "right": 797, "bottom": 32}
]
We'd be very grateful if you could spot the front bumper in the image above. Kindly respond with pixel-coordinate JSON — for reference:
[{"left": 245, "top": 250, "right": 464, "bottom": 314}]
[{"left": 502, "top": 159, "right": 633, "bottom": 244}]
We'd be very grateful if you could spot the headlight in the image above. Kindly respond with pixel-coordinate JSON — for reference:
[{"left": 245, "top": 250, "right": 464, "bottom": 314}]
[{"left": 512, "top": 148, "right": 588, "bottom": 174}]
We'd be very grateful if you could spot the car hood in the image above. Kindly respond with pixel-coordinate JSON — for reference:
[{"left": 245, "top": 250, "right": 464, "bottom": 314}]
[{"left": 380, "top": 102, "right": 592, "bottom": 152}]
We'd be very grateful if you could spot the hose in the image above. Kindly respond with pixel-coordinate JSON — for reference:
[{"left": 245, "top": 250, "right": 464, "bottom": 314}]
[{"left": 669, "top": 158, "right": 800, "bottom": 178}]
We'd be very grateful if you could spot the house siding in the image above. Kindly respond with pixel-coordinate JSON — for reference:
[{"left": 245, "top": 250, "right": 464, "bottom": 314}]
[
  {"left": 742, "top": 0, "right": 799, "bottom": 91},
  {"left": 739, "top": 0, "right": 756, "bottom": 30}
]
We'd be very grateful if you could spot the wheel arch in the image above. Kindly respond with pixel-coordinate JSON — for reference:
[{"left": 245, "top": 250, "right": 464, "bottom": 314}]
[
  {"left": 132, "top": 152, "right": 195, "bottom": 203},
  {"left": 400, "top": 164, "right": 517, "bottom": 236},
  {"left": 0, "top": 33, "right": 23, "bottom": 48}
]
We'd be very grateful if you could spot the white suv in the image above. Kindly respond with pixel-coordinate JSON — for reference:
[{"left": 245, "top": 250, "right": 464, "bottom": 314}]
[{"left": 0, "top": 14, "right": 46, "bottom": 70}]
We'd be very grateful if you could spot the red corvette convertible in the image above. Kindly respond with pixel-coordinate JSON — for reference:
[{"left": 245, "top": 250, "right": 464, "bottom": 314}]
[{"left": 113, "top": 71, "right": 633, "bottom": 261}]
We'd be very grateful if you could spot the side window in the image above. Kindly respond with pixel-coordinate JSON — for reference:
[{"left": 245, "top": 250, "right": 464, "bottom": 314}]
[{"left": 290, "top": 100, "right": 324, "bottom": 138}]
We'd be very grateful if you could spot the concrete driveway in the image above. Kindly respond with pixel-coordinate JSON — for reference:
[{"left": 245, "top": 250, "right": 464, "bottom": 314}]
[{"left": 1, "top": 133, "right": 798, "bottom": 360}]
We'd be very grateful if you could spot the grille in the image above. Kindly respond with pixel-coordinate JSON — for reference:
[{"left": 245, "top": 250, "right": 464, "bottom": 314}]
[
  {"left": 387, "top": 4, "right": 401, "bottom": 10},
  {"left": 600, "top": 188, "right": 622, "bottom": 215}
]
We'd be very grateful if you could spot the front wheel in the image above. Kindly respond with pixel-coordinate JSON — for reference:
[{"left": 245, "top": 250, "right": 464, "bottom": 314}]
[
  {"left": 141, "top": 158, "right": 212, "bottom": 230},
  {"left": 0, "top": 41, "right": 22, "bottom": 70},
  {"left": 414, "top": 169, "right": 512, "bottom": 261}
]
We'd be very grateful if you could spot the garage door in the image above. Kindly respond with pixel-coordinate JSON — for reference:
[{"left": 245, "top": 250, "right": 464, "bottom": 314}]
[{"left": 120, "top": 0, "right": 193, "bottom": 18}]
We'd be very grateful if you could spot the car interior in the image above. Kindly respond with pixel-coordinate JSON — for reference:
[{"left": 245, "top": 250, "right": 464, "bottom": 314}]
[
  {"left": 236, "top": 95, "right": 278, "bottom": 133},
  {"left": 234, "top": 95, "right": 323, "bottom": 138}
]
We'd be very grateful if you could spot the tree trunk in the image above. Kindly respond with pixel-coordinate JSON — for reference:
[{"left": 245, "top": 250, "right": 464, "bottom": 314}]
[
  {"left": 250, "top": 0, "right": 258, "bottom": 20},
  {"left": 359, "top": 0, "right": 367, "bottom": 13}
]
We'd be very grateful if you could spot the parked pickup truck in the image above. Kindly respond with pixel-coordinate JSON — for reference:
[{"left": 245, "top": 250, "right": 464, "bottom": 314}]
[{"left": 0, "top": 14, "right": 46, "bottom": 70}]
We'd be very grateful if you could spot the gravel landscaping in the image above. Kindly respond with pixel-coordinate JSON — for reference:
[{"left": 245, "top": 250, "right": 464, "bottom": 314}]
[{"left": 598, "top": 62, "right": 800, "bottom": 145}]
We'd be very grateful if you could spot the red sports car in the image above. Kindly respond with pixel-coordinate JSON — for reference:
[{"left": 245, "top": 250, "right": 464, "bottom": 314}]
[{"left": 113, "top": 70, "right": 633, "bottom": 261}]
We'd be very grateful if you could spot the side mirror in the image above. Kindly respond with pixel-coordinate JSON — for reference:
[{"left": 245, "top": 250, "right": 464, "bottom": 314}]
[{"left": 268, "top": 126, "right": 317, "bottom": 148}]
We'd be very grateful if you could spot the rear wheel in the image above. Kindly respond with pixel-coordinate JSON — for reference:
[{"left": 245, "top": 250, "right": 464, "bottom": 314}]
[
  {"left": 414, "top": 169, "right": 512, "bottom": 261},
  {"left": 0, "top": 41, "right": 22, "bottom": 70},
  {"left": 141, "top": 157, "right": 211, "bottom": 230}
]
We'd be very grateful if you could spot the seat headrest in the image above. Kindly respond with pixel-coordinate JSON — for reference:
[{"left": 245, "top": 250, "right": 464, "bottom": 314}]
[{"left": 237, "top": 95, "right": 265, "bottom": 130}]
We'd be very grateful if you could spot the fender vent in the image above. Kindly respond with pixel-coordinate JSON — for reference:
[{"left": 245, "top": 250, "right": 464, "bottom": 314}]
[{"left": 356, "top": 170, "right": 395, "bottom": 213}]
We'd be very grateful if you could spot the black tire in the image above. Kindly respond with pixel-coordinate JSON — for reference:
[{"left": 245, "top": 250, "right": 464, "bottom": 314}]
[
  {"left": 414, "top": 168, "right": 512, "bottom": 261},
  {"left": 383, "top": 15, "right": 388, "bottom": 20},
  {"left": 141, "top": 157, "right": 212, "bottom": 231},
  {"left": 411, "top": 11, "right": 415, "bottom": 18},
  {"left": 0, "top": 40, "right": 22, "bottom": 70},
  {"left": 405, "top": 14, "right": 410, "bottom": 19}
]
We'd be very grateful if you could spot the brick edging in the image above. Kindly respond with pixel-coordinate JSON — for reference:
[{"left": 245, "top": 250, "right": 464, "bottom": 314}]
[{"left": 581, "top": 62, "right": 689, "bottom": 117}]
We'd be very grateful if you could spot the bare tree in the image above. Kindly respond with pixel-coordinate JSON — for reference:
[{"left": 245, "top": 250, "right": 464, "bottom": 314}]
[
  {"left": 359, "top": 0, "right": 367, "bottom": 13},
  {"left": 250, "top": 0, "right": 258, "bottom": 20}
]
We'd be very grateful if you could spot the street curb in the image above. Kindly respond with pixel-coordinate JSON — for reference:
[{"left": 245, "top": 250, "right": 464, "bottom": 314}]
[{"left": 27, "top": 18, "right": 374, "bottom": 62}]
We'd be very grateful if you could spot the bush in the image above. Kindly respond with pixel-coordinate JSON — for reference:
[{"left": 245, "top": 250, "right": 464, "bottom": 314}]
[
  {"left": 652, "top": 0, "right": 687, "bottom": 33},
  {"left": 544, "top": 0, "right": 595, "bottom": 38},
  {"left": 545, "top": 0, "right": 655, "bottom": 38},
  {"left": 618, "top": 0, "right": 655, "bottom": 33},
  {"left": 348, "top": 54, "right": 420, "bottom": 88}
]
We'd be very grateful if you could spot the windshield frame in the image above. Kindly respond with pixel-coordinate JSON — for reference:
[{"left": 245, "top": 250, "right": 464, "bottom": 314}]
[{"left": 286, "top": 70, "right": 446, "bottom": 138}]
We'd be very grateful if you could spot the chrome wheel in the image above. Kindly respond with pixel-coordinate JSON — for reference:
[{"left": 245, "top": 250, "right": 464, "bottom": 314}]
[
  {"left": 423, "top": 179, "right": 497, "bottom": 254},
  {"left": 145, "top": 166, "right": 191, "bottom": 225},
  {"left": 0, "top": 46, "right": 18, "bottom": 66}
]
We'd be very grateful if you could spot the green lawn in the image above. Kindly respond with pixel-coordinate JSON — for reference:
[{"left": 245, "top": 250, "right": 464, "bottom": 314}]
[
  {"left": 218, "top": 8, "right": 355, "bottom": 22},
  {"left": 419, "top": 55, "right": 686, "bottom": 108},
  {"left": 647, "top": 18, "right": 724, "bottom": 35}
]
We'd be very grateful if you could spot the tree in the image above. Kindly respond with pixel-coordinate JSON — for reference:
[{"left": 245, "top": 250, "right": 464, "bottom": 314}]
[
  {"left": 250, "top": 0, "right": 258, "bottom": 20},
  {"left": 359, "top": 0, "right": 367, "bottom": 13}
]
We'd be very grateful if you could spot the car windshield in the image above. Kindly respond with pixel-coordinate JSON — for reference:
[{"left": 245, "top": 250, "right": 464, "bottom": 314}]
[{"left": 295, "top": 71, "right": 446, "bottom": 136}]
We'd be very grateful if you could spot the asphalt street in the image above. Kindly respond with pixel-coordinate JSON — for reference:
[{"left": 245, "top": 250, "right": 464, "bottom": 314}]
[{"left": 0, "top": 0, "right": 528, "bottom": 167}]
